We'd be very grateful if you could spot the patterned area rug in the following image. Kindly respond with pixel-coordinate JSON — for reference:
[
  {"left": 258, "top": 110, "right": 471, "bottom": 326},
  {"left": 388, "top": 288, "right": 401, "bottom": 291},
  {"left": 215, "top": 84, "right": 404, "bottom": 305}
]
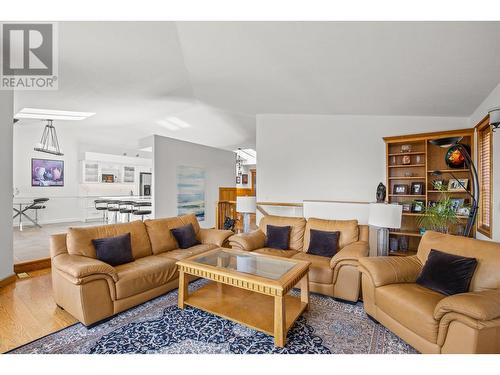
[{"left": 10, "top": 280, "right": 417, "bottom": 354}]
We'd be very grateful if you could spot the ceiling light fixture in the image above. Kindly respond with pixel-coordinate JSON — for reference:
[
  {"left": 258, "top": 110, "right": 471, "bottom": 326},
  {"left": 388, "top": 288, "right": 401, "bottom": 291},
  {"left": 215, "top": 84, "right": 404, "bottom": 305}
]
[
  {"left": 236, "top": 148, "right": 243, "bottom": 177},
  {"left": 15, "top": 108, "right": 95, "bottom": 121},
  {"left": 34, "top": 120, "right": 64, "bottom": 156}
]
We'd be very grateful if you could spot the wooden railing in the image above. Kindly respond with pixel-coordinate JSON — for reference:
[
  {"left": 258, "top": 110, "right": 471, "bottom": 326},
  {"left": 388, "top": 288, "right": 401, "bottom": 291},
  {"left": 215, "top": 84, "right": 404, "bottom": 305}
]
[{"left": 215, "top": 200, "right": 237, "bottom": 229}]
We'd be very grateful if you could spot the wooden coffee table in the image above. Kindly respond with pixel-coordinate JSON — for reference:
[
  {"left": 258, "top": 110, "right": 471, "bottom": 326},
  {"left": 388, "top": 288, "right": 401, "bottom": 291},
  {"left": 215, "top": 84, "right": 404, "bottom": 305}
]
[{"left": 176, "top": 248, "right": 310, "bottom": 347}]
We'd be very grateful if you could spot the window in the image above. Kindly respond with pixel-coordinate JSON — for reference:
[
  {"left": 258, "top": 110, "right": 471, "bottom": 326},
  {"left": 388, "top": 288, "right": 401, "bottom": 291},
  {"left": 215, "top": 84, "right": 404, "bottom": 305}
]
[{"left": 477, "top": 116, "right": 493, "bottom": 238}]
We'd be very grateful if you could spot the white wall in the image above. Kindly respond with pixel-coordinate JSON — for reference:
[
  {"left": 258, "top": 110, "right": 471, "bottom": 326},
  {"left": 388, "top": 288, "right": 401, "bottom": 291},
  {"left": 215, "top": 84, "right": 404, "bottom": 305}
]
[
  {"left": 0, "top": 92, "right": 14, "bottom": 280},
  {"left": 469, "top": 83, "right": 500, "bottom": 242},
  {"left": 257, "top": 114, "right": 469, "bottom": 203},
  {"left": 153, "top": 135, "right": 235, "bottom": 228}
]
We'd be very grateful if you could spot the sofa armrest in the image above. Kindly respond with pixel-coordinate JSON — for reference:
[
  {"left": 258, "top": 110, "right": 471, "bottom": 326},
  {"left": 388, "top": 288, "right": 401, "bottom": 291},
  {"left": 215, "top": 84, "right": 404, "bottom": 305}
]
[
  {"left": 358, "top": 255, "right": 422, "bottom": 287},
  {"left": 199, "top": 228, "right": 233, "bottom": 247},
  {"left": 228, "top": 230, "right": 266, "bottom": 251},
  {"left": 434, "top": 289, "right": 500, "bottom": 322},
  {"left": 52, "top": 254, "right": 118, "bottom": 283},
  {"left": 330, "top": 241, "right": 369, "bottom": 269}
]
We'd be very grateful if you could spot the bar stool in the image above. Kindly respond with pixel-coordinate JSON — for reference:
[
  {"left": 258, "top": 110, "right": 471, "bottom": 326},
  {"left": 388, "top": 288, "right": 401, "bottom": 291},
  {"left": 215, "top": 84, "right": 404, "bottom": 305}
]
[
  {"left": 132, "top": 201, "right": 152, "bottom": 221},
  {"left": 94, "top": 199, "right": 110, "bottom": 223},
  {"left": 119, "top": 200, "right": 136, "bottom": 222},
  {"left": 107, "top": 200, "right": 121, "bottom": 223},
  {"left": 29, "top": 198, "right": 49, "bottom": 226}
]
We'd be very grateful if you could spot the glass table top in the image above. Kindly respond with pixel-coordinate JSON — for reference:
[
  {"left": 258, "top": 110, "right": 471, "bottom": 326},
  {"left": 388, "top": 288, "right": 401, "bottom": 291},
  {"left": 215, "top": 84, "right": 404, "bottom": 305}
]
[{"left": 192, "top": 249, "right": 297, "bottom": 280}]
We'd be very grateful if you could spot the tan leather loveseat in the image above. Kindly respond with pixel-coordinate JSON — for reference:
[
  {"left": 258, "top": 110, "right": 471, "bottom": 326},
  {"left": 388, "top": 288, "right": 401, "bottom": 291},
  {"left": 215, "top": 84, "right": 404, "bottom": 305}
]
[
  {"left": 50, "top": 214, "right": 232, "bottom": 326},
  {"left": 229, "top": 215, "right": 369, "bottom": 302},
  {"left": 359, "top": 231, "right": 500, "bottom": 354}
]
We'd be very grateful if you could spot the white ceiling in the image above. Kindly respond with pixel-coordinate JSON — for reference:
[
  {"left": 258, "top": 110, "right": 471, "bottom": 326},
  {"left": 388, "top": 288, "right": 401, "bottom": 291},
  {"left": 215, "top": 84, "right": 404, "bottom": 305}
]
[{"left": 13, "top": 21, "right": 500, "bottom": 151}]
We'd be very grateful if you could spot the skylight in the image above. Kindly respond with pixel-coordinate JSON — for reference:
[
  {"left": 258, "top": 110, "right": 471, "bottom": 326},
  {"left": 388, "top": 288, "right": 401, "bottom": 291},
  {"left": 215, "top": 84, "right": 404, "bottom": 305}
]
[{"left": 234, "top": 148, "right": 257, "bottom": 165}]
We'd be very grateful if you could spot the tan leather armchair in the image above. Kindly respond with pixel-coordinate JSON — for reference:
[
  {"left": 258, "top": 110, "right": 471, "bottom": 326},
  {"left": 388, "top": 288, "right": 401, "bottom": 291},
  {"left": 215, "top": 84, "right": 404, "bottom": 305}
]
[
  {"left": 51, "top": 214, "right": 233, "bottom": 326},
  {"left": 359, "top": 231, "right": 500, "bottom": 354},
  {"left": 229, "top": 215, "right": 370, "bottom": 302}
]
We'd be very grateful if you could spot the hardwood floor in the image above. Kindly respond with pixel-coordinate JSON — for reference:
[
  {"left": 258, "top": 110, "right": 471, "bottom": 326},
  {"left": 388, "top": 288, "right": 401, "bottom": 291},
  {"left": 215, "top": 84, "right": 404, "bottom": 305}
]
[{"left": 0, "top": 269, "right": 77, "bottom": 353}]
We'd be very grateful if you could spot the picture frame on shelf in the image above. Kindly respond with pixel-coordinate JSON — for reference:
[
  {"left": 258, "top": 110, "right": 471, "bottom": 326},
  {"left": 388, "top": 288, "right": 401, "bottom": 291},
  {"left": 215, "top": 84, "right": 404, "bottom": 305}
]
[
  {"left": 412, "top": 200, "right": 425, "bottom": 213},
  {"left": 448, "top": 178, "right": 468, "bottom": 192},
  {"left": 432, "top": 179, "right": 446, "bottom": 190},
  {"left": 450, "top": 198, "right": 465, "bottom": 212},
  {"left": 401, "top": 155, "right": 411, "bottom": 165},
  {"left": 428, "top": 200, "right": 437, "bottom": 208},
  {"left": 411, "top": 182, "right": 424, "bottom": 195},
  {"left": 401, "top": 202, "right": 412, "bottom": 212},
  {"left": 399, "top": 236, "right": 409, "bottom": 252},
  {"left": 393, "top": 184, "right": 409, "bottom": 195}
]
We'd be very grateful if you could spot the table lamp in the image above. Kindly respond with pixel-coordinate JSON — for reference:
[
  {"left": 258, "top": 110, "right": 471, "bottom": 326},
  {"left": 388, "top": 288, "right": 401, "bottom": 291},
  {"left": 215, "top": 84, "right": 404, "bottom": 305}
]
[
  {"left": 236, "top": 196, "right": 256, "bottom": 233},
  {"left": 368, "top": 203, "right": 402, "bottom": 256}
]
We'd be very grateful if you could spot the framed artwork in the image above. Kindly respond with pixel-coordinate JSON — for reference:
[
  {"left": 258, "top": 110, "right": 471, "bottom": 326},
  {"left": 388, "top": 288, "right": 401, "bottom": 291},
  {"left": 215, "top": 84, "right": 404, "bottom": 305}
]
[
  {"left": 412, "top": 200, "right": 425, "bottom": 213},
  {"left": 450, "top": 198, "right": 465, "bottom": 212},
  {"left": 31, "top": 158, "right": 64, "bottom": 187},
  {"left": 428, "top": 200, "right": 437, "bottom": 208},
  {"left": 448, "top": 178, "right": 469, "bottom": 191},
  {"left": 401, "top": 202, "right": 412, "bottom": 212},
  {"left": 177, "top": 166, "right": 205, "bottom": 221},
  {"left": 401, "top": 155, "right": 411, "bottom": 165},
  {"left": 411, "top": 182, "right": 424, "bottom": 195},
  {"left": 457, "top": 206, "right": 471, "bottom": 216},
  {"left": 432, "top": 179, "right": 445, "bottom": 190},
  {"left": 236, "top": 176, "right": 241, "bottom": 184},
  {"left": 242, "top": 174, "right": 248, "bottom": 184},
  {"left": 393, "top": 184, "right": 409, "bottom": 195}
]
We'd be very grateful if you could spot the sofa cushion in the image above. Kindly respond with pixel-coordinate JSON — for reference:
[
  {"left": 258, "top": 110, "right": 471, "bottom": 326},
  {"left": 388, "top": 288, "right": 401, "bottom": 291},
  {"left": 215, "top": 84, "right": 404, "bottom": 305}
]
[
  {"left": 114, "top": 256, "right": 178, "bottom": 300},
  {"left": 254, "top": 248, "right": 298, "bottom": 258},
  {"left": 307, "top": 229, "right": 340, "bottom": 257},
  {"left": 292, "top": 252, "right": 333, "bottom": 284},
  {"left": 265, "top": 225, "right": 291, "bottom": 250},
  {"left": 304, "top": 218, "right": 359, "bottom": 251},
  {"left": 171, "top": 223, "right": 200, "bottom": 249},
  {"left": 67, "top": 221, "right": 152, "bottom": 260},
  {"left": 259, "top": 215, "right": 306, "bottom": 252},
  {"left": 92, "top": 232, "right": 134, "bottom": 266},
  {"left": 144, "top": 214, "right": 201, "bottom": 254},
  {"left": 376, "top": 283, "right": 446, "bottom": 343},
  {"left": 159, "top": 243, "right": 218, "bottom": 261},
  {"left": 416, "top": 249, "right": 478, "bottom": 296}
]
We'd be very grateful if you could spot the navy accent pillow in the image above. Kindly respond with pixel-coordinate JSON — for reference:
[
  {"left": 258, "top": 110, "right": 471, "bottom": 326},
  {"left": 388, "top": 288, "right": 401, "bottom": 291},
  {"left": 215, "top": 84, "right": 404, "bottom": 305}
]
[
  {"left": 92, "top": 232, "right": 134, "bottom": 266},
  {"left": 171, "top": 224, "right": 200, "bottom": 249},
  {"left": 307, "top": 229, "right": 340, "bottom": 257},
  {"left": 416, "top": 249, "right": 478, "bottom": 296},
  {"left": 265, "top": 225, "right": 291, "bottom": 250}
]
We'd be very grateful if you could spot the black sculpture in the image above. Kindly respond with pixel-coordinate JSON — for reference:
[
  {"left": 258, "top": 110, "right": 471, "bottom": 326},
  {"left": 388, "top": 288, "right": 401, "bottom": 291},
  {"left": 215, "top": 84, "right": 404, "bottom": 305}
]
[{"left": 376, "top": 183, "right": 386, "bottom": 203}]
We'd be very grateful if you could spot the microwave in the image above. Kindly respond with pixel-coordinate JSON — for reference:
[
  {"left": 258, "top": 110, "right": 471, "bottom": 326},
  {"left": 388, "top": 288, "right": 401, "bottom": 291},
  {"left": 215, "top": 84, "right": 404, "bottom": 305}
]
[{"left": 101, "top": 174, "right": 115, "bottom": 183}]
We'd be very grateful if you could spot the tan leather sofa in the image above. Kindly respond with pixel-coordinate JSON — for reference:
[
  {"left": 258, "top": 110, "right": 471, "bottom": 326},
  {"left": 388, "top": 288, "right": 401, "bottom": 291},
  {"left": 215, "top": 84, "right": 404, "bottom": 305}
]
[
  {"left": 50, "top": 214, "right": 233, "bottom": 326},
  {"left": 359, "top": 231, "right": 500, "bottom": 354},
  {"left": 229, "top": 215, "right": 370, "bottom": 302}
]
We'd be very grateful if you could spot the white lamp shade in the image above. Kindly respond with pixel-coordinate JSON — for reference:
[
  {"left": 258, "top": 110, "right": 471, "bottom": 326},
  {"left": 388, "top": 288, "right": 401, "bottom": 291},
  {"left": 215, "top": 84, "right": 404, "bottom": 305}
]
[
  {"left": 236, "top": 196, "right": 256, "bottom": 214},
  {"left": 489, "top": 106, "right": 500, "bottom": 125},
  {"left": 368, "top": 203, "right": 402, "bottom": 229}
]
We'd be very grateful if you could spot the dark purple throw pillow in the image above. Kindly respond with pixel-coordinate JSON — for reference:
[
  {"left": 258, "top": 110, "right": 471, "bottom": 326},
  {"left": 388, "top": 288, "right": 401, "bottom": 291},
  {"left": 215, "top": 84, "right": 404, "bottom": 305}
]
[
  {"left": 416, "top": 249, "right": 478, "bottom": 296},
  {"left": 307, "top": 229, "right": 340, "bottom": 257},
  {"left": 92, "top": 232, "right": 134, "bottom": 266},
  {"left": 171, "top": 223, "right": 200, "bottom": 249},
  {"left": 265, "top": 225, "right": 291, "bottom": 250}
]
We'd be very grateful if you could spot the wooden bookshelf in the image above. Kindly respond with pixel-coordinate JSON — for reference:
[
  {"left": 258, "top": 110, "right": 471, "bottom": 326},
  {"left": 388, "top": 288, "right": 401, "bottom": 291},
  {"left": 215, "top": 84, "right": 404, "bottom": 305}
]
[{"left": 384, "top": 128, "right": 475, "bottom": 256}]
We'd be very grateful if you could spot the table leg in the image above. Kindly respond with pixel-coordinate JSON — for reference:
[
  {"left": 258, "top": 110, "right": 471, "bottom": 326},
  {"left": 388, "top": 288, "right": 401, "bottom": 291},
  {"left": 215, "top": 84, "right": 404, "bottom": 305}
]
[
  {"left": 300, "top": 273, "right": 310, "bottom": 310},
  {"left": 178, "top": 270, "right": 189, "bottom": 309},
  {"left": 274, "top": 295, "right": 286, "bottom": 347}
]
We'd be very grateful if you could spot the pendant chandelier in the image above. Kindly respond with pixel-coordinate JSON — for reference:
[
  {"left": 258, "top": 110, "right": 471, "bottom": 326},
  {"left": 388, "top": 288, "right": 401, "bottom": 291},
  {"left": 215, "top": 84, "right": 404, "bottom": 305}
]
[
  {"left": 34, "top": 119, "right": 64, "bottom": 156},
  {"left": 236, "top": 148, "right": 243, "bottom": 177}
]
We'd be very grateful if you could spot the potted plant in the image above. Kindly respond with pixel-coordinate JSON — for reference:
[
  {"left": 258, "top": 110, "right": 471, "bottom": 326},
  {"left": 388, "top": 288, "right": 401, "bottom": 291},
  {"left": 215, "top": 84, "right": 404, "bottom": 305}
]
[{"left": 417, "top": 183, "right": 459, "bottom": 234}]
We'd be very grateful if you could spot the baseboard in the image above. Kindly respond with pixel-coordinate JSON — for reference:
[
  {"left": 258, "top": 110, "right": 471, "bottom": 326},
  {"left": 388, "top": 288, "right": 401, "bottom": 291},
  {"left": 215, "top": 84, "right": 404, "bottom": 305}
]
[
  {"left": 14, "top": 258, "right": 51, "bottom": 273},
  {"left": 0, "top": 274, "right": 17, "bottom": 288}
]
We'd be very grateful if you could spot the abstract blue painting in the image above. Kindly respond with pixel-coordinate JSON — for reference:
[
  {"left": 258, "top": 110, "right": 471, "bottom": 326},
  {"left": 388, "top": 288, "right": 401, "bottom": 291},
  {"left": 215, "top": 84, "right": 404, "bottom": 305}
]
[{"left": 177, "top": 166, "right": 205, "bottom": 221}]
